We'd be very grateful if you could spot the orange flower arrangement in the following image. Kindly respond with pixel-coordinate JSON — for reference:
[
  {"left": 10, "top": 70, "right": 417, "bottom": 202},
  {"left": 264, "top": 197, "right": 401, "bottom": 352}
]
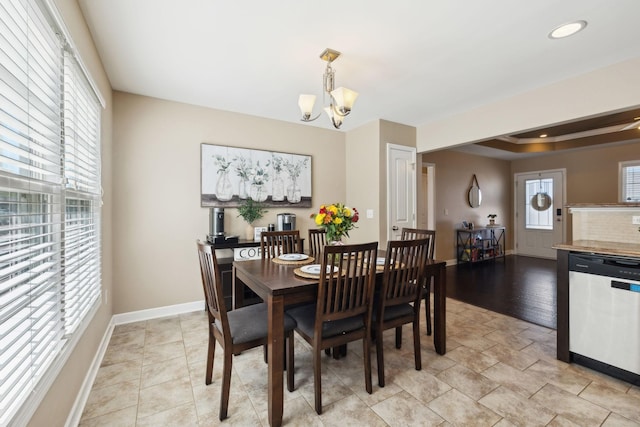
[{"left": 311, "top": 203, "right": 359, "bottom": 242}]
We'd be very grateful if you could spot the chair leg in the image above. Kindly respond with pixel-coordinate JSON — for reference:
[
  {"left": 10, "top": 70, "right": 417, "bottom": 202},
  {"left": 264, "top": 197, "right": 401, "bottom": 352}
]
[
  {"left": 413, "top": 318, "right": 422, "bottom": 371},
  {"left": 395, "top": 326, "right": 402, "bottom": 349},
  {"left": 286, "top": 331, "right": 295, "bottom": 392},
  {"left": 376, "top": 326, "right": 385, "bottom": 387},
  {"left": 425, "top": 279, "right": 432, "bottom": 336},
  {"left": 219, "top": 348, "right": 233, "bottom": 420},
  {"left": 313, "top": 348, "right": 323, "bottom": 414},
  {"left": 363, "top": 330, "right": 373, "bottom": 395},
  {"left": 206, "top": 332, "right": 216, "bottom": 385}
]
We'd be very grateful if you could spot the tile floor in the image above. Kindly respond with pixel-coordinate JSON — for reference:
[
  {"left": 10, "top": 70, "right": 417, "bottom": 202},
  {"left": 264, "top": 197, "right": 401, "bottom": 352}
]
[{"left": 79, "top": 298, "right": 640, "bottom": 426}]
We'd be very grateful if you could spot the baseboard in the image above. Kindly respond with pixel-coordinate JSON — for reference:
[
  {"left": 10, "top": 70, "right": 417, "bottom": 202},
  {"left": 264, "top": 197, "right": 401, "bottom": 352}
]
[
  {"left": 112, "top": 300, "right": 205, "bottom": 325},
  {"left": 65, "top": 317, "right": 115, "bottom": 427},
  {"left": 65, "top": 300, "right": 205, "bottom": 426}
]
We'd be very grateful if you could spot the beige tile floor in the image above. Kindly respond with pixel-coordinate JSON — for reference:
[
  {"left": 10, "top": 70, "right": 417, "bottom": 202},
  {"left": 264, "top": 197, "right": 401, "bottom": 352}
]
[{"left": 79, "top": 298, "right": 640, "bottom": 426}]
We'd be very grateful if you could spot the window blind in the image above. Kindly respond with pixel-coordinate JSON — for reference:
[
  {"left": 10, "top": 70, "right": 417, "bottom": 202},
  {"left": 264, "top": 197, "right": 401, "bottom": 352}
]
[
  {"left": 0, "top": 0, "right": 102, "bottom": 424},
  {"left": 621, "top": 162, "right": 640, "bottom": 202}
]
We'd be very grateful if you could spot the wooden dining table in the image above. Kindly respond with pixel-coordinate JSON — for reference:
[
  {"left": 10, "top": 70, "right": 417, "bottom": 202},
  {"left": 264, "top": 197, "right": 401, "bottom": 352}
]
[{"left": 232, "top": 255, "right": 447, "bottom": 427}]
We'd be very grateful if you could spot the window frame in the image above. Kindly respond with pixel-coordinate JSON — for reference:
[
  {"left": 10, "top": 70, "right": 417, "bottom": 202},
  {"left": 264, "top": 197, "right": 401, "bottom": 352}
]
[{"left": 619, "top": 160, "right": 640, "bottom": 203}]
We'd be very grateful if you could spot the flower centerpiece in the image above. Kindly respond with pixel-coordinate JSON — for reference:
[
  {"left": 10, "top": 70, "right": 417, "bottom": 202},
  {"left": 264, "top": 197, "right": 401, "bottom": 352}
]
[{"left": 311, "top": 203, "right": 359, "bottom": 243}]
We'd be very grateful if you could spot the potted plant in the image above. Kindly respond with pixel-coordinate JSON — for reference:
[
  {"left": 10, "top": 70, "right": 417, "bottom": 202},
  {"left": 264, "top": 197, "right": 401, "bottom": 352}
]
[
  {"left": 487, "top": 214, "right": 497, "bottom": 226},
  {"left": 237, "top": 197, "right": 267, "bottom": 240}
]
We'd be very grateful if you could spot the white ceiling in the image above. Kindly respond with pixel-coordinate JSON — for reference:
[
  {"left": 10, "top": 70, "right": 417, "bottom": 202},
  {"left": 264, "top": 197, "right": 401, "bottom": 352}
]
[{"left": 78, "top": 0, "right": 640, "bottom": 135}]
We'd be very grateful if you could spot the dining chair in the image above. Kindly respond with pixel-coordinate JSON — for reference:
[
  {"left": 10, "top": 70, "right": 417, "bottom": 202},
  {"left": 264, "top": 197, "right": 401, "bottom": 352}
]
[
  {"left": 308, "top": 228, "right": 327, "bottom": 259},
  {"left": 196, "top": 240, "right": 297, "bottom": 420},
  {"left": 260, "top": 230, "right": 302, "bottom": 259},
  {"left": 286, "top": 241, "right": 379, "bottom": 414},
  {"left": 373, "top": 238, "right": 431, "bottom": 387},
  {"left": 400, "top": 227, "right": 436, "bottom": 335}
]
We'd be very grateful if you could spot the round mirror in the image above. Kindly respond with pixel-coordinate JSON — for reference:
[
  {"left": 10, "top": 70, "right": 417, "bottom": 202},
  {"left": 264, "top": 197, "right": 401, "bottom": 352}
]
[
  {"left": 531, "top": 192, "right": 552, "bottom": 211},
  {"left": 468, "top": 186, "right": 482, "bottom": 208}
]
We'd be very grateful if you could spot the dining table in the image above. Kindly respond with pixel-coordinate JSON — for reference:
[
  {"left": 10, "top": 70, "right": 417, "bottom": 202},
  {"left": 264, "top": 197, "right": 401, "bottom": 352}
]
[{"left": 232, "top": 254, "right": 447, "bottom": 427}]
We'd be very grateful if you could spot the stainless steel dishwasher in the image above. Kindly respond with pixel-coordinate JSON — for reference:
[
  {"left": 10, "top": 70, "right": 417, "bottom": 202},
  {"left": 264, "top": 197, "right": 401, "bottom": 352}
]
[{"left": 569, "top": 252, "right": 640, "bottom": 383}]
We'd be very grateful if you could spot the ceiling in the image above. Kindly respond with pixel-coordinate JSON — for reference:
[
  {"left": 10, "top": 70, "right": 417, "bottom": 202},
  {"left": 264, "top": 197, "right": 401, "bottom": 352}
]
[{"left": 78, "top": 0, "right": 640, "bottom": 158}]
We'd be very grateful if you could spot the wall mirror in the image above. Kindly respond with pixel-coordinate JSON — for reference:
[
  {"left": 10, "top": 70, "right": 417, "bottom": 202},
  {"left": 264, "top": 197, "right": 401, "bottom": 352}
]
[{"left": 468, "top": 174, "right": 482, "bottom": 208}]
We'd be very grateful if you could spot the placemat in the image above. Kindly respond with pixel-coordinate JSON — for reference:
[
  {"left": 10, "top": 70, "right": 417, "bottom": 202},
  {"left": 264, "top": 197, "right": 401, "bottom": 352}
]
[
  {"left": 272, "top": 256, "right": 315, "bottom": 266},
  {"left": 293, "top": 267, "right": 345, "bottom": 279}
]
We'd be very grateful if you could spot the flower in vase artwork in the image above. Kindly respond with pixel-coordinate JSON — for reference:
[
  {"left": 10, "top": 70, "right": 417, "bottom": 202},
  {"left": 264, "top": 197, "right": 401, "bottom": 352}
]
[
  {"left": 311, "top": 203, "right": 359, "bottom": 242},
  {"left": 249, "top": 160, "right": 271, "bottom": 202},
  {"left": 233, "top": 155, "right": 252, "bottom": 199},
  {"left": 271, "top": 155, "right": 286, "bottom": 202},
  {"left": 212, "top": 155, "right": 233, "bottom": 201},
  {"left": 284, "top": 157, "right": 309, "bottom": 203}
]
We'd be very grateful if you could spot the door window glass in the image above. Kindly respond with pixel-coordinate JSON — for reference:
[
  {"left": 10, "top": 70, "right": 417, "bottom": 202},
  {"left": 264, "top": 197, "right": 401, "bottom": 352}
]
[{"left": 525, "top": 178, "right": 553, "bottom": 230}]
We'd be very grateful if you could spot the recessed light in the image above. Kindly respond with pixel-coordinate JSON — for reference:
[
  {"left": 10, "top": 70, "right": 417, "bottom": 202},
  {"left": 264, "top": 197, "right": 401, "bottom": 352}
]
[
  {"left": 548, "top": 20, "right": 587, "bottom": 39},
  {"left": 539, "top": 134, "right": 548, "bottom": 138}
]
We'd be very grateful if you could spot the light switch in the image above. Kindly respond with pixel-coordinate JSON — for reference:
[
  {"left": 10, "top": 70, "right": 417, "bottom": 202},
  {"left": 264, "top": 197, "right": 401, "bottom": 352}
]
[{"left": 366, "top": 209, "right": 374, "bottom": 219}]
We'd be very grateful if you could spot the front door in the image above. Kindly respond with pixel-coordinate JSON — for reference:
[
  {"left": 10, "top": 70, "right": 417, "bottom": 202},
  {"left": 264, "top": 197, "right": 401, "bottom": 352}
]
[
  {"left": 515, "top": 169, "right": 565, "bottom": 259},
  {"left": 387, "top": 144, "right": 416, "bottom": 241}
]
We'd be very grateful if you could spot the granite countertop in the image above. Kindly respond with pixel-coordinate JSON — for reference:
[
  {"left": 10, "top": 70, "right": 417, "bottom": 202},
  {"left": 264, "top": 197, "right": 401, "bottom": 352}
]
[
  {"left": 554, "top": 240, "right": 640, "bottom": 258},
  {"left": 567, "top": 203, "right": 640, "bottom": 209}
]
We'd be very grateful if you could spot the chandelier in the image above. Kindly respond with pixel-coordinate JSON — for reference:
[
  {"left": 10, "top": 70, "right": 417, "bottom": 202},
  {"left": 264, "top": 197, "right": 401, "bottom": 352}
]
[{"left": 298, "top": 48, "right": 358, "bottom": 129}]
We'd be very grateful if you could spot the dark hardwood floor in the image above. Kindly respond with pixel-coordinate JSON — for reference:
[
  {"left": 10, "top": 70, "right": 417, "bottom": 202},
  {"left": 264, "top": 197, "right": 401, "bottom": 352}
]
[{"left": 446, "top": 255, "right": 557, "bottom": 329}]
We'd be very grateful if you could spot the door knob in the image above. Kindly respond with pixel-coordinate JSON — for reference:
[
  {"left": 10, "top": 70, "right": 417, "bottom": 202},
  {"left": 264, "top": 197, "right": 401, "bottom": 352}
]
[{"left": 392, "top": 226, "right": 398, "bottom": 231}]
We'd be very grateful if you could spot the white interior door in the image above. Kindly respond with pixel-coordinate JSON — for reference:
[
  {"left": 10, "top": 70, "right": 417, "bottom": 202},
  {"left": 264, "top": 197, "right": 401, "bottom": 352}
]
[
  {"left": 387, "top": 144, "right": 416, "bottom": 241},
  {"left": 515, "top": 169, "right": 565, "bottom": 259}
]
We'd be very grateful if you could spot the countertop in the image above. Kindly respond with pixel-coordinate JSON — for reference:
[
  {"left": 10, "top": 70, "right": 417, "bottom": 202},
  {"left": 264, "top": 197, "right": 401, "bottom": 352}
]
[{"left": 553, "top": 240, "right": 640, "bottom": 258}]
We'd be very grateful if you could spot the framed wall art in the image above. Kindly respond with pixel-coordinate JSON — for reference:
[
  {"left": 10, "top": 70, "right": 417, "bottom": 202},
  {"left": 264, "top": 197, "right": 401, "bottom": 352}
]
[{"left": 201, "top": 143, "right": 312, "bottom": 208}]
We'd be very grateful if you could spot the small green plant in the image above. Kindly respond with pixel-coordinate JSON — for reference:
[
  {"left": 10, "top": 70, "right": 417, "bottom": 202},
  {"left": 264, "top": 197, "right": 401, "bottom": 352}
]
[{"left": 237, "top": 198, "right": 267, "bottom": 224}]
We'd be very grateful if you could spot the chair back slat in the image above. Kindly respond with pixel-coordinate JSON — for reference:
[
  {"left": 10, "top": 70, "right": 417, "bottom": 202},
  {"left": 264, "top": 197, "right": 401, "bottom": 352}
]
[
  {"left": 197, "top": 240, "right": 229, "bottom": 334},
  {"left": 400, "top": 228, "right": 436, "bottom": 259},
  {"left": 308, "top": 228, "right": 327, "bottom": 258},
  {"left": 260, "top": 230, "right": 301, "bottom": 259},
  {"left": 317, "top": 242, "right": 378, "bottom": 323},
  {"left": 381, "top": 238, "right": 430, "bottom": 308}
]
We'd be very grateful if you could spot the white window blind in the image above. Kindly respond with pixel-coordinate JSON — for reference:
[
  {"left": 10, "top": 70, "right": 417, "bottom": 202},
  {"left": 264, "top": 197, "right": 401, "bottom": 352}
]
[
  {"left": 0, "top": 0, "right": 102, "bottom": 424},
  {"left": 620, "top": 160, "right": 640, "bottom": 203}
]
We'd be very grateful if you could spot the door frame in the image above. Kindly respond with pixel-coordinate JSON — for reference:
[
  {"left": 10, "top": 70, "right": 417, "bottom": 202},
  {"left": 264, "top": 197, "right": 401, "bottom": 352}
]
[{"left": 513, "top": 168, "right": 567, "bottom": 258}]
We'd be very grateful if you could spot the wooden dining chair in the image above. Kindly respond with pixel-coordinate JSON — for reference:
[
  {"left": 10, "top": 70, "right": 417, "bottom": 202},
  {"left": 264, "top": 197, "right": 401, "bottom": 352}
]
[
  {"left": 260, "top": 230, "right": 301, "bottom": 260},
  {"left": 285, "top": 241, "right": 378, "bottom": 414},
  {"left": 308, "top": 228, "right": 327, "bottom": 259},
  {"left": 373, "top": 238, "right": 431, "bottom": 387},
  {"left": 196, "top": 240, "right": 297, "bottom": 420},
  {"left": 401, "top": 227, "right": 436, "bottom": 335}
]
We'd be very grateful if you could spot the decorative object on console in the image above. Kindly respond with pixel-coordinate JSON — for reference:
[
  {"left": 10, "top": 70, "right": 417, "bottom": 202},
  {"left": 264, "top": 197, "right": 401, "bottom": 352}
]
[
  {"left": 298, "top": 48, "right": 358, "bottom": 129},
  {"left": 237, "top": 197, "right": 267, "bottom": 240},
  {"left": 488, "top": 214, "right": 497, "bottom": 226},
  {"left": 311, "top": 203, "right": 359, "bottom": 243}
]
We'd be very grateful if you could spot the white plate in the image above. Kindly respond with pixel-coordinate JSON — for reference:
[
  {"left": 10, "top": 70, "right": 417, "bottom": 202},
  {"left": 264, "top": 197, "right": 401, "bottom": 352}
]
[
  {"left": 278, "top": 253, "right": 309, "bottom": 261},
  {"left": 300, "top": 264, "right": 338, "bottom": 275}
]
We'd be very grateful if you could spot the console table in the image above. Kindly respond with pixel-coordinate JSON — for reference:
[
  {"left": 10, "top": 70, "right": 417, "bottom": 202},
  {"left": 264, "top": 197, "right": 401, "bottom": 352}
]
[{"left": 456, "top": 226, "right": 505, "bottom": 264}]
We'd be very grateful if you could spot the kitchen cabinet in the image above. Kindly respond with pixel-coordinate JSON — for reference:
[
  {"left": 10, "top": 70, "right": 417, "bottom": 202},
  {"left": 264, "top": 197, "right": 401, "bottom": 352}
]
[{"left": 457, "top": 226, "right": 505, "bottom": 264}]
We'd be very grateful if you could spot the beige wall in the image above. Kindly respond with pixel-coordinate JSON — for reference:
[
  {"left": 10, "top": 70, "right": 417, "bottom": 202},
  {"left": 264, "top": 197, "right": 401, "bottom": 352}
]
[
  {"left": 421, "top": 150, "right": 512, "bottom": 261},
  {"left": 511, "top": 141, "right": 640, "bottom": 204},
  {"left": 112, "top": 92, "right": 348, "bottom": 313},
  {"left": 28, "top": 0, "right": 114, "bottom": 426}
]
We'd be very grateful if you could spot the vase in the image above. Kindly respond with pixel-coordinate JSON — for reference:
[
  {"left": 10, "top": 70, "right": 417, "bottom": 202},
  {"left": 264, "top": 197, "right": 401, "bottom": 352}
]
[
  {"left": 216, "top": 170, "right": 233, "bottom": 201},
  {"left": 250, "top": 183, "right": 268, "bottom": 202},
  {"left": 238, "top": 178, "right": 249, "bottom": 200},
  {"left": 271, "top": 172, "right": 285, "bottom": 202},
  {"left": 327, "top": 236, "right": 344, "bottom": 245},
  {"left": 245, "top": 223, "right": 254, "bottom": 240},
  {"left": 286, "top": 178, "right": 301, "bottom": 204}
]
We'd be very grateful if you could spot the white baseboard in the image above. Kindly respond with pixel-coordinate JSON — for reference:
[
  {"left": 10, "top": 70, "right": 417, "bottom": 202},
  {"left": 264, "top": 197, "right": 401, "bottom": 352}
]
[
  {"left": 112, "top": 300, "right": 205, "bottom": 325},
  {"left": 65, "top": 317, "right": 115, "bottom": 427},
  {"left": 65, "top": 300, "right": 205, "bottom": 426}
]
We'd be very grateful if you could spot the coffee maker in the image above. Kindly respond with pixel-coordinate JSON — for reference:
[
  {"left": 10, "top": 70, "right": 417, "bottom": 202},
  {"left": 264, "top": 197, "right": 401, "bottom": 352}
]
[
  {"left": 276, "top": 213, "right": 296, "bottom": 231},
  {"left": 207, "top": 208, "right": 238, "bottom": 244}
]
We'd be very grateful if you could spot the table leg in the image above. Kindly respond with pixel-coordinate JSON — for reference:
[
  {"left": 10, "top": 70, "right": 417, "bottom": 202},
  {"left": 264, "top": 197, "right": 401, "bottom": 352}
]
[
  {"left": 433, "top": 263, "right": 446, "bottom": 355},
  {"left": 267, "top": 294, "right": 285, "bottom": 427}
]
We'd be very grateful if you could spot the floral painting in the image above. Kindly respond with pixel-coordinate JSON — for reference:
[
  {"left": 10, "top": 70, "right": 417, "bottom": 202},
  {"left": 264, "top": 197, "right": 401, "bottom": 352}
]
[{"left": 201, "top": 143, "right": 312, "bottom": 208}]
